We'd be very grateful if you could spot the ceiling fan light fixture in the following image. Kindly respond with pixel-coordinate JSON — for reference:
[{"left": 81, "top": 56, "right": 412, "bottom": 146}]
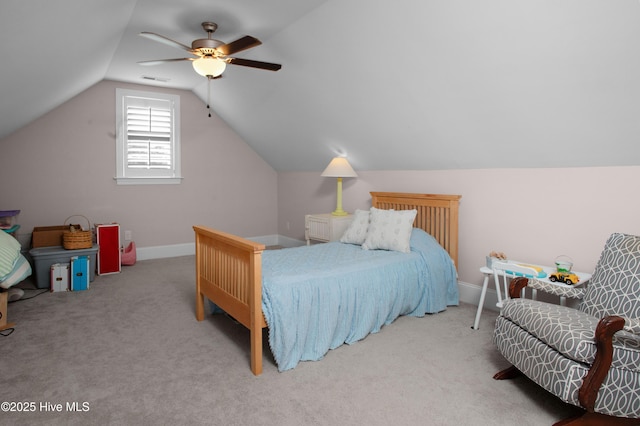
[{"left": 192, "top": 57, "right": 226, "bottom": 77}]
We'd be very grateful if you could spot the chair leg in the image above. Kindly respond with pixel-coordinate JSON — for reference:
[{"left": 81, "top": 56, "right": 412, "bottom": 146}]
[
  {"left": 553, "top": 411, "right": 640, "bottom": 426},
  {"left": 493, "top": 365, "right": 522, "bottom": 380}
]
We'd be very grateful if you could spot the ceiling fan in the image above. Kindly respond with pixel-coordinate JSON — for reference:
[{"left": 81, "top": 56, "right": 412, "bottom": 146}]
[{"left": 138, "top": 21, "right": 282, "bottom": 79}]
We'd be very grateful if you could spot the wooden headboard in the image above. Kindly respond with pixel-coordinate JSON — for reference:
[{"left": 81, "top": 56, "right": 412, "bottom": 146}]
[{"left": 370, "top": 192, "right": 461, "bottom": 269}]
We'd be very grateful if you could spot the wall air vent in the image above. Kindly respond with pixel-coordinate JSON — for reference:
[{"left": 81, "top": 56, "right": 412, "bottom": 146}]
[{"left": 141, "top": 75, "right": 170, "bottom": 82}]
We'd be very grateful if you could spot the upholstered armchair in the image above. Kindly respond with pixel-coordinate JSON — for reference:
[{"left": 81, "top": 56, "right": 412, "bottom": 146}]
[{"left": 493, "top": 233, "right": 640, "bottom": 426}]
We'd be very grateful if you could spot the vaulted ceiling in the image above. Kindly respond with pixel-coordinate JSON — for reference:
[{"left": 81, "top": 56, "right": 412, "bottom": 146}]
[{"left": 2, "top": 0, "right": 639, "bottom": 172}]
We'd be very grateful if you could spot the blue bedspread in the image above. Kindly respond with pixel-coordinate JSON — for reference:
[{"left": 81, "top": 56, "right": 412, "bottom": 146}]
[{"left": 261, "top": 228, "right": 458, "bottom": 371}]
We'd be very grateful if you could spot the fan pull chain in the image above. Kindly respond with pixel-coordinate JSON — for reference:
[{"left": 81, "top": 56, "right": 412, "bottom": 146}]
[{"left": 207, "top": 76, "right": 212, "bottom": 117}]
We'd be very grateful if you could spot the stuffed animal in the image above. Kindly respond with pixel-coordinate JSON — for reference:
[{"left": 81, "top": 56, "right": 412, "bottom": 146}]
[{"left": 489, "top": 251, "right": 507, "bottom": 260}]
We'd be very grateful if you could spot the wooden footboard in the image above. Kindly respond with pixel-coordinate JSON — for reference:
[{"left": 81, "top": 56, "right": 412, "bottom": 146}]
[{"left": 193, "top": 225, "right": 266, "bottom": 375}]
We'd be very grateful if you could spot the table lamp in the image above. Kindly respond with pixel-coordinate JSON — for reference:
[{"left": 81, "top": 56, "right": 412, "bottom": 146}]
[{"left": 321, "top": 157, "right": 358, "bottom": 216}]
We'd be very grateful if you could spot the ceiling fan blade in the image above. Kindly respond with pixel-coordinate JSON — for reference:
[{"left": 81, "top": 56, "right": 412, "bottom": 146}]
[
  {"left": 137, "top": 58, "right": 195, "bottom": 66},
  {"left": 217, "top": 36, "right": 262, "bottom": 56},
  {"left": 140, "top": 32, "right": 193, "bottom": 52},
  {"left": 227, "top": 57, "right": 282, "bottom": 71}
]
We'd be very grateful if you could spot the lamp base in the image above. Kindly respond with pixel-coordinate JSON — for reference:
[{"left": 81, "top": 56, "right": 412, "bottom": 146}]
[{"left": 331, "top": 177, "right": 350, "bottom": 217}]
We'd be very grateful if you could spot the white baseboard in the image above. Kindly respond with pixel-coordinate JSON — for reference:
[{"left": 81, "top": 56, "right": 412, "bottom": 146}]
[
  {"left": 457, "top": 280, "right": 500, "bottom": 312},
  {"left": 136, "top": 243, "right": 195, "bottom": 261},
  {"left": 137, "top": 238, "right": 493, "bottom": 311},
  {"left": 136, "top": 234, "right": 305, "bottom": 261}
]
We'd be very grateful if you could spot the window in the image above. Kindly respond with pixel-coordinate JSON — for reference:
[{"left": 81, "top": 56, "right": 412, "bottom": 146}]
[{"left": 115, "top": 88, "right": 182, "bottom": 185}]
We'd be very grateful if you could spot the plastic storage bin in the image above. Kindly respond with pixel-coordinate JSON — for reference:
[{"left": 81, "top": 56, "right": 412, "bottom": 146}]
[
  {"left": 0, "top": 210, "right": 20, "bottom": 234},
  {"left": 29, "top": 245, "right": 98, "bottom": 289}
]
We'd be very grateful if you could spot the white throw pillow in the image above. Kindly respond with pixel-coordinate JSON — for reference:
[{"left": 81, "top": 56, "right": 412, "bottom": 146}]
[
  {"left": 362, "top": 207, "right": 417, "bottom": 253},
  {"left": 0, "top": 229, "right": 21, "bottom": 278},
  {"left": 340, "top": 209, "right": 370, "bottom": 245},
  {"left": 0, "top": 255, "right": 32, "bottom": 289}
]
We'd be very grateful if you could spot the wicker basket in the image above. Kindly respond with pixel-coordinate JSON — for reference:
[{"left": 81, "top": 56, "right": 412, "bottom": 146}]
[{"left": 63, "top": 215, "right": 93, "bottom": 250}]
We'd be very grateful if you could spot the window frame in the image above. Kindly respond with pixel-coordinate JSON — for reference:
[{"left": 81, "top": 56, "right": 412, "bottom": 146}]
[{"left": 115, "top": 88, "right": 182, "bottom": 185}]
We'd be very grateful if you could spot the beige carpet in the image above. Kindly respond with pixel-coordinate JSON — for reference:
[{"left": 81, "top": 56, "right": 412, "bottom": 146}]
[{"left": 1, "top": 255, "right": 582, "bottom": 425}]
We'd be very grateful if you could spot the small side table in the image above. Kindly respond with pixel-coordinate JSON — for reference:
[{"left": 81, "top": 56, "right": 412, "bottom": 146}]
[
  {"left": 305, "top": 213, "right": 353, "bottom": 245},
  {"left": 472, "top": 262, "right": 591, "bottom": 330}
]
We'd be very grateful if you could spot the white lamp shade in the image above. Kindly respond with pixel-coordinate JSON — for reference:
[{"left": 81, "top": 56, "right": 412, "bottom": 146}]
[
  {"left": 321, "top": 157, "right": 358, "bottom": 178},
  {"left": 192, "top": 57, "right": 226, "bottom": 77}
]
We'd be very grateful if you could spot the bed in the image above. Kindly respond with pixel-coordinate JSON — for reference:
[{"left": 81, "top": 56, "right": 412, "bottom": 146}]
[{"left": 194, "top": 192, "right": 461, "bottom": 375}]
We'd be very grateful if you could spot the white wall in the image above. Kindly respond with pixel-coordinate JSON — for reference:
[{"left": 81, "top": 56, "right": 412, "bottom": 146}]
[
  {"left": 0, "top": 80, "right": 278, "bottom": 250},
  {"left": 222, "top": 0, "right": 640, "bottom": 173},
  {"left": 2, "top": 78, "right": 639, "bottom": 301},
  {"left": 277, "top": 167, "right": 640, "bottom": 287}
]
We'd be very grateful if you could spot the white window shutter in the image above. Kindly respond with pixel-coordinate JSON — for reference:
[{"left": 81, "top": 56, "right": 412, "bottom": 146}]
[{"left": 115, "top": 89, "right": 181, "bottom": 185}]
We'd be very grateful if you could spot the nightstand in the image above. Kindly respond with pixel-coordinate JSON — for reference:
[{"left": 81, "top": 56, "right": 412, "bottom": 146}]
[{"left": 305, "top": 213, "right": 353, "bottom": 245}]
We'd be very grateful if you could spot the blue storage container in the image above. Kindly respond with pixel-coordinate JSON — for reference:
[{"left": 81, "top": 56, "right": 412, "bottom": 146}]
[{"left": 70, "top": 255, "right": 90, "bottom": 291}]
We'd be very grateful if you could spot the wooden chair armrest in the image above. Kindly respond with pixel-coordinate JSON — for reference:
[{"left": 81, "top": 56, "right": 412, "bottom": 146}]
[
  {"left": 579, "top": 315, "right": 626, "bottom": 412},
  {"left": 508, "top": 277, "right": 530, "bottom": 298}
]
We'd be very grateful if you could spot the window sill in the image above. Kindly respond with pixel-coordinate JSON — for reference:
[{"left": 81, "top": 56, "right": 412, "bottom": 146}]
[{"left": 114, "top": 177, "right": 183, "bottom": 185}]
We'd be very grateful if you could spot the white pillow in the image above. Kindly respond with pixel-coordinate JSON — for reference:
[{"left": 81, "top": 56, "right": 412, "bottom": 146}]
[
  {"left": 340, "top": 209, "right": 370, "bottom": 245},
  {"left": 0, "top": 230, "right": 21, "bottom": 278},
  {"left": 0, "top": 254, "right": 32, "bottom": 289},
  {"left": 362, "top": 207, "right": 417, "bottom": 253}
]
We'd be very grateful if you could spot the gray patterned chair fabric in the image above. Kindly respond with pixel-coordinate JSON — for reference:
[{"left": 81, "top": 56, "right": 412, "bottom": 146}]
[{"left": 494, "top": 233, "right": 640, "bottom": 424}]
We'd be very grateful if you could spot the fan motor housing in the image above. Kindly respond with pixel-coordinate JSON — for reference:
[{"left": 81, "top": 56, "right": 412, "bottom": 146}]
[{"left": 192, "top": 38, "right": 224, "bottom": 55}]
